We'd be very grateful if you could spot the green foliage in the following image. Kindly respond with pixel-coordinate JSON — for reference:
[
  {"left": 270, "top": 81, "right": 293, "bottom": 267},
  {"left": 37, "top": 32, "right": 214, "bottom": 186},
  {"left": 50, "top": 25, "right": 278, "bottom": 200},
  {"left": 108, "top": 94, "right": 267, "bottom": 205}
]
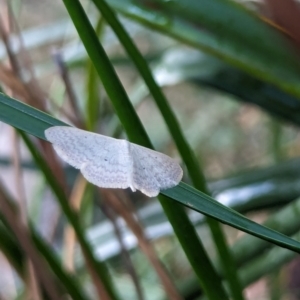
[{"left": 1, "top": 0, "right": 300, "bottom": 299}]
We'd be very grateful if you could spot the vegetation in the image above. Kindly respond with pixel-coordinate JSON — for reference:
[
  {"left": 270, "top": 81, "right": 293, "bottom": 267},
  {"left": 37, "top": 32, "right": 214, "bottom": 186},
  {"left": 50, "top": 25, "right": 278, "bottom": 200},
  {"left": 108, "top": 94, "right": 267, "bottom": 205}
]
[{"left": 0, "top": 0, "right": 300, "bottom": 299}]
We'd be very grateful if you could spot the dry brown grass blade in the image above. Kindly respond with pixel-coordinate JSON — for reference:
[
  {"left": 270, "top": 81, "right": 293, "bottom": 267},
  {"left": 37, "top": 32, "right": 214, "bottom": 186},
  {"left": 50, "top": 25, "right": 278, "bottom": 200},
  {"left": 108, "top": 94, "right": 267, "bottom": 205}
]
[
  {"left": 24, "top": 262, "right": 42, "bottom": 300},
  {"left": 61, "top": 176, "right": 112, "bottom": 300},
  {"left": 0, "top": 13, "right": 44, "bottom": 110},
  {"left": 0, "top": 64, "right": 31, "bottom": 99},
  {"left": 100, "top": 200, "right": 145, "bottom": 300},
  {"left": 53, "top": 51, "right": 84, "bottom": 129},
  {"left": 83, "top": 251, "right": 112, "bottom": 300},
  {"left": 0, "top": 6, "right": 69, "bottom": 238},
  {"left": 0, "top": 6, "right": 19, "bottom": 76},
  {"left": 11, "top": 129, "right": 42, "bottom": 300},
  {"left": 3, "top": 2, "right": 80, "bottom": 127},
  {"left": 0, "top": 4, "right": 69, "bottom": 187},
  {"left": 101, "top": 190, "right": 183, "bottom": 300},
  {"left": 264, "top": 0, "right": 300, "bottom": 51},
  {"left": 0, "top": 252, "right": 17, "bottom": 300},
  {"left": 0, "top": 182, "right": 61, "bottom": 300},
  {"left": 0, "top": 13, "right": 49, "bottom": 295},
  {"left": 11, "top": 128, "right": 27, "bottom": 223},
  {"left": 63, "top": 174, "right": 87, "bottom": 272}
]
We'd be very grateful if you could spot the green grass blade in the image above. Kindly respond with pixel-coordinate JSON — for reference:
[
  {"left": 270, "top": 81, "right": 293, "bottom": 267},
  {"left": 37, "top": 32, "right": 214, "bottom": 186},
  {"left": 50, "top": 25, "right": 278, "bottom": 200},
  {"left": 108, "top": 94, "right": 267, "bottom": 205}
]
[
  {"left": 91, "top": 0, "right": 242, "bottom": 298},
  {"left": 0, "top": 210, "right": 89, "bottom": 300},
  {"left": 1, "top": 94, "right": 300, "bottom": 255},
  {"left": 231, "top": 195, "right": 300, "bottom": 269},
  {"left": 163, "top": 183, "right": 300, "bottom": 252},
  {"left": 30, "top": 228, "right": 91, "bottom": 300},
  {"left": 194, "top": 67, "right": 300, "bottom": 127},
  {"left": 85, "top": 16, "right": 105, "bottom": 131},
  {"left": 0, "top": 221, "right": 24, "bottom": 277},
  {"left": 61, "top": 1, "right": 227, "bottom": 298},
  {"left": 106, "top": 0, "right": 300, "bottom": 98},
  {"left": 0, "top": 93, "right": 66, "bottom": 139}
]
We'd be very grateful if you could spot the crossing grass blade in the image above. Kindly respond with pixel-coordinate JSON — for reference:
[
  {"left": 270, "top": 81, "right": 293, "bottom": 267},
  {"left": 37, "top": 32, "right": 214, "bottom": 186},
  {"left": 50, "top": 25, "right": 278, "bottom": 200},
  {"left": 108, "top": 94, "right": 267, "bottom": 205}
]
[{"left": 1, "top": 93, "right": 300, "bottom": 254}]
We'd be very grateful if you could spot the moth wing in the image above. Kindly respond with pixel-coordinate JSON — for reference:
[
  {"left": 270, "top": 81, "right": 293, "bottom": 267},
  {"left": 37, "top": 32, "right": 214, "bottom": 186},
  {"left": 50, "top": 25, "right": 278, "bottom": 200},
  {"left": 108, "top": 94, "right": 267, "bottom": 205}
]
[
  {"left": 45, "top": 126, "right": 131, "bottom": 189},
  {"left": 129, "top": 143, "right": 183, "bottom": 197}
]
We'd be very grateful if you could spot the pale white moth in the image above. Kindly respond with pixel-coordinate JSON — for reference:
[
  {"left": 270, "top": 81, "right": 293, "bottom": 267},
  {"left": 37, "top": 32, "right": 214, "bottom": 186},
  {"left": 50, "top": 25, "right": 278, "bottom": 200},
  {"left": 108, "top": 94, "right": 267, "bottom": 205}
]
[{"left": 45, "top": 126, "right": 183, "bottom": 197}]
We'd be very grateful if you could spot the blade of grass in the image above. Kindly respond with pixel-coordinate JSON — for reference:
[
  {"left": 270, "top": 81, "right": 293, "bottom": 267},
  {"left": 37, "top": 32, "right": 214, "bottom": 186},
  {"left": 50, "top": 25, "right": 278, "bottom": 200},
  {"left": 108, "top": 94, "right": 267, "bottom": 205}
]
[
  {"left": 1, "top": 96, "right": 300, "bottom": 253},
  {"left": 163, "top": 182, "right": 300, "bottom": 251},
  {"left": 194, "top": 68, "right": 300, "bottom": 127},
  {"left": 0, "top": 185, "right": 61, "bottom": 300},
  {"left": 239, "top": 230, "right": 300, "bottom": 288},
  {"left": 30, "top": 227, "right": 91, "bottom": 300},
  {"left": 90, "top": 1, "right": 243, "bottom": 298},
  {"left": 0, "top": 213, "right": 90, "bottom": 300},
  {"left": 60, "top": 0, "right": 226, "bottom": 298},
  {"left": 231, "top": 195, "right": 300, "bottom": 269},
  {"left": 0, "top": 93, "right": 66, "bottom": 139},
  {"left": 85, "top": 15, "right": 105, "bottom": 131},
  {"left": 0, "top": 222, "right": 24, "bottom": 278},
  {"left": 106, "top": 0, "right": 300, "bottom": 98}
]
